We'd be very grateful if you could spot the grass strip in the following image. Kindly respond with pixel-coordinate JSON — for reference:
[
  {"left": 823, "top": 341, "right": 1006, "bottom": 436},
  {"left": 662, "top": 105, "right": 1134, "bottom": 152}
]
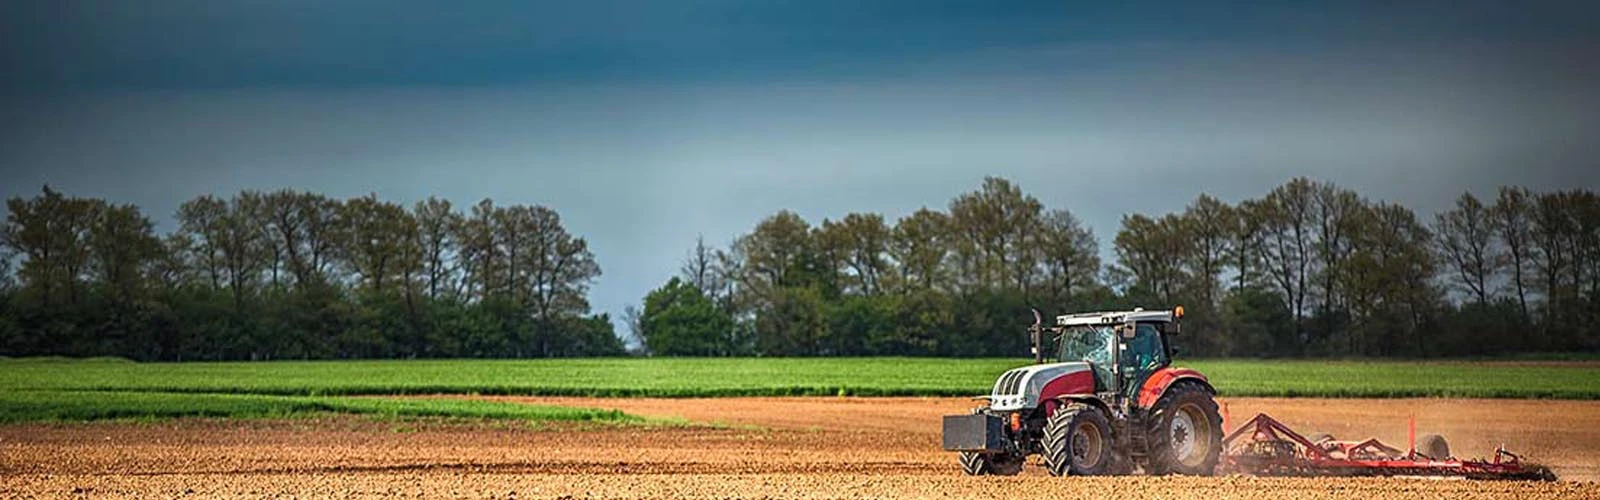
[{"left": 3, "top": 357, "right": 1597, "bottom": 400}]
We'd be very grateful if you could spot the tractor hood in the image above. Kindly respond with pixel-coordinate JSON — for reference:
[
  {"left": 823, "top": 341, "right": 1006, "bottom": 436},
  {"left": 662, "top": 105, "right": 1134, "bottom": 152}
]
[{"left": 987, "top": 361, "right": 1094, "bottom": 412}]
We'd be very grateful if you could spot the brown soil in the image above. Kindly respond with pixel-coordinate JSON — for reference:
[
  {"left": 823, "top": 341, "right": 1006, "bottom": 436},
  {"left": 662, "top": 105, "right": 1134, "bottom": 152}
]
[{"left": 3, "top": 397, "right": 1597, "bottom": 499}]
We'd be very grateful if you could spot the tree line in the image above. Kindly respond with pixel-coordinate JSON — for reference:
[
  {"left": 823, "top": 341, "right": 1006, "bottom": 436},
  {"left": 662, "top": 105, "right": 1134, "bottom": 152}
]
[
  {"left": 4, "top": 178, "right": 1597, "bottom": 361},
  {"left": 633, "top": 177, "right": 1600, "bottom": 358},
  {"left": 0, "top": 187, "right": 620, "bottom": 360}
]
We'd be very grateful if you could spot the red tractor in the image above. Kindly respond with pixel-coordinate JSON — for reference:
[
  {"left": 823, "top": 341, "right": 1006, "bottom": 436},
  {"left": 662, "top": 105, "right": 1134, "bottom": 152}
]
[{"left": 942, "top": 307, "right": 1222, "bottom": 476}]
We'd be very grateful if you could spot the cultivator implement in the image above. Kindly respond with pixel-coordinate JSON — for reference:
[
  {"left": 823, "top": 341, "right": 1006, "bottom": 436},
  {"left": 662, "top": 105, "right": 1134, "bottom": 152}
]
[{"left": 1221, "top": 413, "right": 1556, "bottom": 481}]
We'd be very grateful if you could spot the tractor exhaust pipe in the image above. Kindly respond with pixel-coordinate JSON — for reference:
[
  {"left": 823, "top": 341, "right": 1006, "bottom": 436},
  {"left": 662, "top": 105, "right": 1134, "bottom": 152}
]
[{"left": 1029, "top": 309, "right": 1044, "bottom": 365}]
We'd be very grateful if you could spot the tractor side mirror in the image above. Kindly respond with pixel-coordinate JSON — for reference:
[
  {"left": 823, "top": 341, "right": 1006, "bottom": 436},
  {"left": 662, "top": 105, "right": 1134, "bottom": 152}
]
[{"left": 1167, "top": 322, "right": 1182, "bottom": 334}]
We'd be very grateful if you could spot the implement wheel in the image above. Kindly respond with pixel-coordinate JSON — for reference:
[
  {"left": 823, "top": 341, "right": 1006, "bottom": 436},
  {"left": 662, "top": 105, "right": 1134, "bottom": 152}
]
[
  {"left": 958, "top": 451, "right": 1023, "bottom": 476},
  {"left": 1418, "top": 434, "right": 1451, "bottom": 460},
  {"left": 1042, "top": 402, "right": 1113, "bottom": 476},
  {"left": 1145, "top": 382, "right": 1223, "bottom": 475}
]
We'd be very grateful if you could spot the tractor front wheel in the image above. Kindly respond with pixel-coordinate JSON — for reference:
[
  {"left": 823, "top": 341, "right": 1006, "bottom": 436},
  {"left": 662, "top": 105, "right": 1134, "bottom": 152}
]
[
  {"left": 958, "top": 451, "right": 1023, "bottom": 476},
  {"left": 1042, "top": 402, "right": 1113, "bottom": 476},
  {"left": 1145, "top": 382, "right": 1223, "bottom": 475}
]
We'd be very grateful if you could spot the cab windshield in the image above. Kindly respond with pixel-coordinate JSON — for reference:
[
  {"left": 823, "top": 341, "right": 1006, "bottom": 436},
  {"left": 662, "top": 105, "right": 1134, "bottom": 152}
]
[{"left": 1055, "top": 325, "right": 1114, "bottom": 367}]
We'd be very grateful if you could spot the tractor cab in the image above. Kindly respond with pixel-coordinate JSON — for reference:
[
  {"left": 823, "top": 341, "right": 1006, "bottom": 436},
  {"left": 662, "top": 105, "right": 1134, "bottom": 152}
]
[{"left": 1051, "top": 308, "right": 1178, "bottom": 402}]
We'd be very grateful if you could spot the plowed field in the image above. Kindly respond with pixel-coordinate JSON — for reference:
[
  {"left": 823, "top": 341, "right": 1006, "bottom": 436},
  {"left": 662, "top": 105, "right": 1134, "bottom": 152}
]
[{"left": 3, "top": 397, "right": 1597, "bottom": 498}]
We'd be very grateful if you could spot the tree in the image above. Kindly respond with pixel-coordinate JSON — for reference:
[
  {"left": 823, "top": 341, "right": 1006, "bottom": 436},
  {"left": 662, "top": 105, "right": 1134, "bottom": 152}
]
[
  {"left": 1179, "top": 195, "right": 1233, "bottom": 309},
  {"left": 1218, "top": 285, "right": 1293, "bottom": 357},
  {"left": 463, "top": 202, "right": 604, "bottom": 356},
  {"left": 889, "top": 208, "right": 951, "bottom": 293},
  {"left": 532, "top": 208, "right": 603, "bottom": 322},
  {"left": 1562, "top": 191, "right": 1600, "bottom": 301},
  {"left": 413, "top": 197, "right": 461, "bottom": 300},
  {"left": 640, "top": 278, "right": 735, "bottom": 356},
  {"left": 736, "top": 211, "right": 817, "bottom": 293},
  {"left": 176, "top": 195, "right": 228, "bottom": 291},
  {"left": 0, "top": 244, "right": 15, "bottom": 295},
  {"left": 1341, "top": 203, "right": 1437, "bottom": 356},
  {"left": 258, "top": 190, "right": 312, "bottom": 287},
  {"left": 1251, "top": 178, "right": 1317, "bottom": 352},
  {"left": 88, "top": 203, "right": 162, "bottom": 302},
  {"left": 150, "top": 234, "right": 194, "bottom": 292},
  {"left": 1311, "top": 183, "right": 1364, "bottom": 317},
  {"left": 620, "top": 303, "right": 645, "bottom": 353},
  {"left": 1113, "top": 213, "right": 1190, "bottom": 304},
  {"left": 947, "top": 177, "right": 1044, "bottom": 294},
  {"left": 239, "top": 191, "right": 286, "bottom": 289},
  {"left": 1231, "top": 199, "right": 1266, "bottom": 292},
  {"left": 756, "top": 285, "right": 829, "bottom": 356},
  {"left": 1170, "top": 195, "right": 1236, "bottom": 356},
  {"left": 0, "top": 244, "right": 15, "bottom": 354},
  {"left": 3, "top": 186, "right": 101, "bottom": 306},
  {"left": 296, "top": 193, "right": 344, "bottom": 286},
  {"left": 553, "top": 313, "right": 625, "bottom": 357},
  {"left": 826, "top": 294, "right": 897, "bottom": 355},
  {"left": 1434, "top": 192, "right": 1500, "bottom": 305},
  {"left": 455, "top": 199, "right": 502, "bottom": 300},
  {"left": 216, "top": 195, "right": 269, "bottom": 311},
  {"left": 254, "top": 190, "right": 344, "bottom": 288},
  {"left": 817, "top": 213, "right": 891, "bottom": 296},
  {"left": 1528, "top": 190, "right": 1600, "bottom": 350},
  {"left": 710, "top": 246, "right": 744, "bottom": 316},
  {"left": 341, "top": 195, "right": 417, "bottom": 294},
  {"left": 733, "top": 211, "right": 823, "bottom": 354},
  {"left": 1036, "top": 209, "right": 1099, "bottom": 307},
  {"left": 681, "top": 235, "right": 719, "bottom": 293},
  {"left": 1531, "top": 191, "right": 1576, "bottom": 327},
  {"left": 889, "top": 287, "right": 955, "bottom": 355},
  {"left": 1491, "top": 187, "right": 1535, "bottom": 324}
]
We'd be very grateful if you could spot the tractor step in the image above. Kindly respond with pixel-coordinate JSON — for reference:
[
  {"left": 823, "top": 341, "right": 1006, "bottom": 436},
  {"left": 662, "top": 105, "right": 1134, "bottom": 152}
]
[{"left": 1124, "top": 417, "right": 1151, "bottom": 457}]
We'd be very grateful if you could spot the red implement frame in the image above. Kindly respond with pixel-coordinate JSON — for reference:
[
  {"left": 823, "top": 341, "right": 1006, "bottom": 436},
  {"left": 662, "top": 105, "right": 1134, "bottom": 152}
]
[{"left": 1221, "top": 413, "right": 1555, "bottom": 481}]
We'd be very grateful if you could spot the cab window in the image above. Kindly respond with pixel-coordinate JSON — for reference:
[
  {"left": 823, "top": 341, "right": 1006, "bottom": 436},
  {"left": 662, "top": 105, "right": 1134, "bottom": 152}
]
[{"left": 1121, "top": 323, "right": 1169, "bottom": 371}]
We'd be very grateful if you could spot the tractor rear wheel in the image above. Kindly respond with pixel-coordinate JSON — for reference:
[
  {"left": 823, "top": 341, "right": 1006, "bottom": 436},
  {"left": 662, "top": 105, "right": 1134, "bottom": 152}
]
[
  {"left": 1042, "top": 402, "right": 1113, "bottom": 476},
  {"left": 958, "top": 451, "right": 1023, "bottom": 476},
  {"left": 1145, "top": 382, "right": 1223, "bottom": 476}
]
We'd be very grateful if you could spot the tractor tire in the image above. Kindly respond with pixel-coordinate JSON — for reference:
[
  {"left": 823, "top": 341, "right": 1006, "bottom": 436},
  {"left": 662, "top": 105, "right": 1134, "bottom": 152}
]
[
  {"left": 958, "top": 451, "right": 1023, "bottom": 476},
  {"left": 1145, "top": 382, "right": 1223, "bottom": 476},
  {"left": 1042, "top": 402, "right": 1113, "bottom": 476},
  {"left": 1418, "top": 434, "right": 1451, "bottom": 460}
]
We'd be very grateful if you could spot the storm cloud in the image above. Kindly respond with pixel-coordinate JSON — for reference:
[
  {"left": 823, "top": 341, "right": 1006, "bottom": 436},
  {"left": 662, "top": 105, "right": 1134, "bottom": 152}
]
[{"left": 3, "top": 1, "right": 1598, "bottom": 326}]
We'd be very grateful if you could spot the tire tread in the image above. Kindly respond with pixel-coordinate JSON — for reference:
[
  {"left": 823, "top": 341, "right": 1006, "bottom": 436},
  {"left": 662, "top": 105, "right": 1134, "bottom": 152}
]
[
  {"left": 1144, "top": 382, "right": 1223, "bottom": 476},
  {"left": 1042, "top": 402, "right": 1112, "bottom": 476}
]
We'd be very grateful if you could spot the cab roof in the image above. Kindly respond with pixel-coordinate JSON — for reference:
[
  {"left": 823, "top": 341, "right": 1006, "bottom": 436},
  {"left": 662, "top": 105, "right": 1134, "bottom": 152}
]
[{"left": 1056, "top": 308, "right": 1174, "bottom": 326}]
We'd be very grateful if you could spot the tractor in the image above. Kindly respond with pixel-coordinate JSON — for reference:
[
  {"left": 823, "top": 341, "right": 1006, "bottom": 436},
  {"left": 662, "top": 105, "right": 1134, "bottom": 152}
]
[{"left": 941, "top": 307, "right": 1222, "bottom": 476}]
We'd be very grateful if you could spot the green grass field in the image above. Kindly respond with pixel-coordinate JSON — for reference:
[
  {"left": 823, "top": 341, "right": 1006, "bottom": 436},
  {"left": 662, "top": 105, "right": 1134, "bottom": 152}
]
[{"left": 6, "top": 356, "right": 1598, "bottom": 401}]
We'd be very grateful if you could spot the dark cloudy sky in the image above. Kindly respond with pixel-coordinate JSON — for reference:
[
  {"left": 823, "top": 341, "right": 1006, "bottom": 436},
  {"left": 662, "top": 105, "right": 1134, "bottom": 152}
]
[{"left": 3, "top": 1, "right": 1598, "bottom": 327}]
